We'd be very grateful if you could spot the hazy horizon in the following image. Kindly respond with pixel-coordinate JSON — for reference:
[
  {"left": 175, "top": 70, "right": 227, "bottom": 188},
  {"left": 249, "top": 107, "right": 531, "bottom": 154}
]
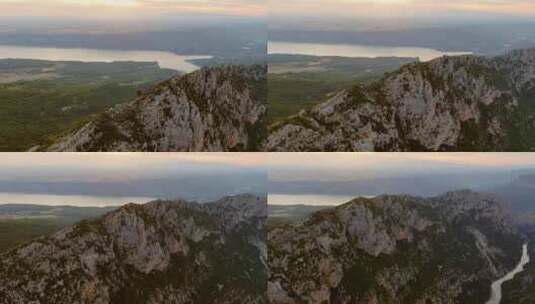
[
  {"left": 268, "top": 153, "right": 535, "bottom": 182},
  {"left": 0, "top": 1, "right": 266, "bottom": 39},
  {"left": 0, "top": 153, "right": 267, "bottom": 206},
  {"left": 269, "top": 0, "right": 535, "bottom": 31},
  {"left": 267, "top": 153, "right": 535, "bottom": 204},
  {"left": 0, "top": 0, "right": 266, "bottom": 22}
]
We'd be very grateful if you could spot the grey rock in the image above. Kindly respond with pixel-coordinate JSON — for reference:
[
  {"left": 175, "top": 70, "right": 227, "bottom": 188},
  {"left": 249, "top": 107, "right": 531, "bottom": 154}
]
[
  {"left": 46, "top": 65, "right": 266, "bottom": 152},
  {"left": 265, "top": 49, "right": 535, "bottom": 151},
  {"left": 268, "top": 190, "right": 523, "bottom": 303},
  {"left": 0, "top": 194, "right": 267, "bottom": 304}
]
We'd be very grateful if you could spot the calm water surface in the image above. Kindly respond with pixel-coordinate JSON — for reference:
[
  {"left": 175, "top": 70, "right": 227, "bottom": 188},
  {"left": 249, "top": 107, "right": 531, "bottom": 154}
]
[
  {"left": 0, "top": 45, "right": 212, "bottom": 72},
  {"left": 269, "top": 194, "right": 371, "bottom": 206},
  {"left": 269, "top": 41, "right": 472, "bottom": 62},
  {"left": 0, "top": 192, "right": 156, "bottom": 207}
]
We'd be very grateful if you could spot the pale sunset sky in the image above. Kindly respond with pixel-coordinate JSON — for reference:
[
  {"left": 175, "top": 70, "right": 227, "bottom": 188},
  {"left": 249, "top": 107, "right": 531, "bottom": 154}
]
[
  {"left": 268, "top": 153, "right": 535, "bottom": 182},
  {"left": 0, "top": 153, "right": 267, "bottom": 182},
  {"left": 6, "top": 0, "right": 534, "bottom": 20},
  {"left": 269, "top": 0, "right": 535, "bottom": 22},
  {"left": 6, "top": 152, "right": 533, "bottom": 183},
  {"left": 0, "top": 1, "right": 531, "bottom": 26},
  {"left": 0, "top": 0, "right": 266, "bottom": 20},
  {"left": 0, "top": 153, "right": 268, "bottom": 205}
]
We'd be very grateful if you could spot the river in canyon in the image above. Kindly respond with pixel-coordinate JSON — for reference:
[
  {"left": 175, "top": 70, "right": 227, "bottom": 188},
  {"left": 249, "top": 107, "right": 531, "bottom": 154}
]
[{"left": 486, "top": 243, "right": 530, "bottom": 304}]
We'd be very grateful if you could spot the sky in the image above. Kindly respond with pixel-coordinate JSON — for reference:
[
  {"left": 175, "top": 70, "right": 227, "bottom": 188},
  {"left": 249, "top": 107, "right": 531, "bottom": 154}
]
[
  {"left": 4, "top": 0, "right": 533, "bottom": 19},
  {"left": 268, "top": 153, "right": 535, "bottom": 182},
  {"left": 0, "top": 153, "right": 268, "bottom": 205},
  {"left": 269, "top": 0, "right": 535, "bottom": 18},
  {"left": 7, "top": 152, "right": 535, "bottom": 184},
  {"left": 0, "top": 0, "right": 265, "bottom": 21},
  {"left": 0, "top": 152, "right": 266, "bottom": 182},
  {"left": 269, "top": 0, "right": 535, "bottom": 29},
  {"left": 2, "top": 0, "right": 531, "bottom": 32},
  {"left": 4, "top": 152, "right": 535, "bottom": 206},
  {"left": 267, "top": 153, "right": 535, "bottom": 205}
]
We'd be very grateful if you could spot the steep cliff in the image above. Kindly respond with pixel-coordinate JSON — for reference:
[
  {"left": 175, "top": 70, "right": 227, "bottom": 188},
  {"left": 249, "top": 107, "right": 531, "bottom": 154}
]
[
  {"left": 0, "top": 194, "right": 267, "bottom": 304},
  {"left": 268, "top": 190, "right": 523, "bottom": 303},
  {"left": 45, "top": 65, "right": 267, "bottom": 152},
  {"left": 265, "top": 49, "right": 535, "bottom": 151}
]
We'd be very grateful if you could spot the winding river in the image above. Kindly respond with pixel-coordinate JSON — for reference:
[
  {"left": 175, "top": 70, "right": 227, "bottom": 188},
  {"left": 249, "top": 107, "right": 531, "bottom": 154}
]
[{"left": 486, "top": 243, "right": 530, "bottom": 304}]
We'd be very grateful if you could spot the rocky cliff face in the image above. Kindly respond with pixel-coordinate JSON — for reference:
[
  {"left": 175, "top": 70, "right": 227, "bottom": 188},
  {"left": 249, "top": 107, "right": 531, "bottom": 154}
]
[
  {"left": 45, "top": 65, "right": 267, "bottom": 152},
  {"left": 0, "top": 194, "right": 267, "bottom": 304},
  {"left": 268, "top": 190, "right": 523, "bottom": 304},
  {"left": 265, "top": 49, "right": 535, "bottom": 151}
]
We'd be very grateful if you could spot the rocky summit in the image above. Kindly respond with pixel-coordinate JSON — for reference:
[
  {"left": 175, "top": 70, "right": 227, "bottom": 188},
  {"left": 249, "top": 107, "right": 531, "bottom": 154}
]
[
  {"left": 45, "top": 65, "right": 267, "bottom": 152},
  {"left": 0, "top": 194, "right": 267, "bottom": 304},
  {"left": 268, "top": 190, "right": 524, "bottom": 304},
  {"left": 265, "top": 49, "right": 535, "bottom": 152}
]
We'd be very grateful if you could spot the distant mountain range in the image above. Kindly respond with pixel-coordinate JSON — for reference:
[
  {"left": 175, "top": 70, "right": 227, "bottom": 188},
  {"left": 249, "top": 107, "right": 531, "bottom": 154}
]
[
  {"left": 268, "top": 190, "right": 525, "bottom": 303},
  {"left": 265, "top": 49, "right": 535, "bottom": 151},
  {"left": 0, "top": 194, "right": 267, "bottom": 303}
]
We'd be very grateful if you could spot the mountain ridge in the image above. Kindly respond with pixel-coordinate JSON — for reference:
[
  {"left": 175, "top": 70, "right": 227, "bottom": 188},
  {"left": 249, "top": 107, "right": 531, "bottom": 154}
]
[
  {"left": 268, "top": 190, "right": 523, "bottom": 303},
  {"left": 265, "top": 49, "right": 535, "bottom": 151},
  {"left": 0, "top": 194, "right": 267, "bottom": 304},
  {"left": 43, "top": 65, "right": 267, "bottom": 152}
]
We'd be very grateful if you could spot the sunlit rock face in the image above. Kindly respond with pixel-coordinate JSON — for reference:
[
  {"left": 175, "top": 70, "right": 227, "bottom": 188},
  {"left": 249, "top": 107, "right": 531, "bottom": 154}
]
[
  {"left": 265, "top": 49, "right": 535, "bottom": 152},
  {"left": 46, "top": 65, "right": 267, "bottom": 152},
  {"left": 268, "top": 190, "right": 524, "bottom": 304},
  {"left": 0, "top": 194, "right": 267, "bottom": 304}
]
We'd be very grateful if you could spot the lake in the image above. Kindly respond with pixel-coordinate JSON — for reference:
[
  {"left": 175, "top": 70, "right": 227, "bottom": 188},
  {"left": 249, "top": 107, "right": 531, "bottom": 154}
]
[
  {"left": 269, "top": 193, "right": 371, "bottom": 206},
  {"left": 269, "top": 41, "right": 472, "bottom": 62},
  {"left": 0, "top": 45, "right": 212, "bottom": 72},
  {"left": 0, "top": 192, "right": 156, "bottom": 207}
]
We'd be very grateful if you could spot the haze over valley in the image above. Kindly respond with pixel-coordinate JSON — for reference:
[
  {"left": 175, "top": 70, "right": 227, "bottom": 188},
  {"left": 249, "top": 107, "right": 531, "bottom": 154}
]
[
  {"left": 268, "top": 153, "right": 532, "bottom": 205},
  {"left": 0, "top": 0, "right": 266, "bottom": 65},
  {"left": 269, "top": 0, "right": 535, "bottom": 55},
  {"left": 0, "top": 153, "right": 266, "bottom": 203}
]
